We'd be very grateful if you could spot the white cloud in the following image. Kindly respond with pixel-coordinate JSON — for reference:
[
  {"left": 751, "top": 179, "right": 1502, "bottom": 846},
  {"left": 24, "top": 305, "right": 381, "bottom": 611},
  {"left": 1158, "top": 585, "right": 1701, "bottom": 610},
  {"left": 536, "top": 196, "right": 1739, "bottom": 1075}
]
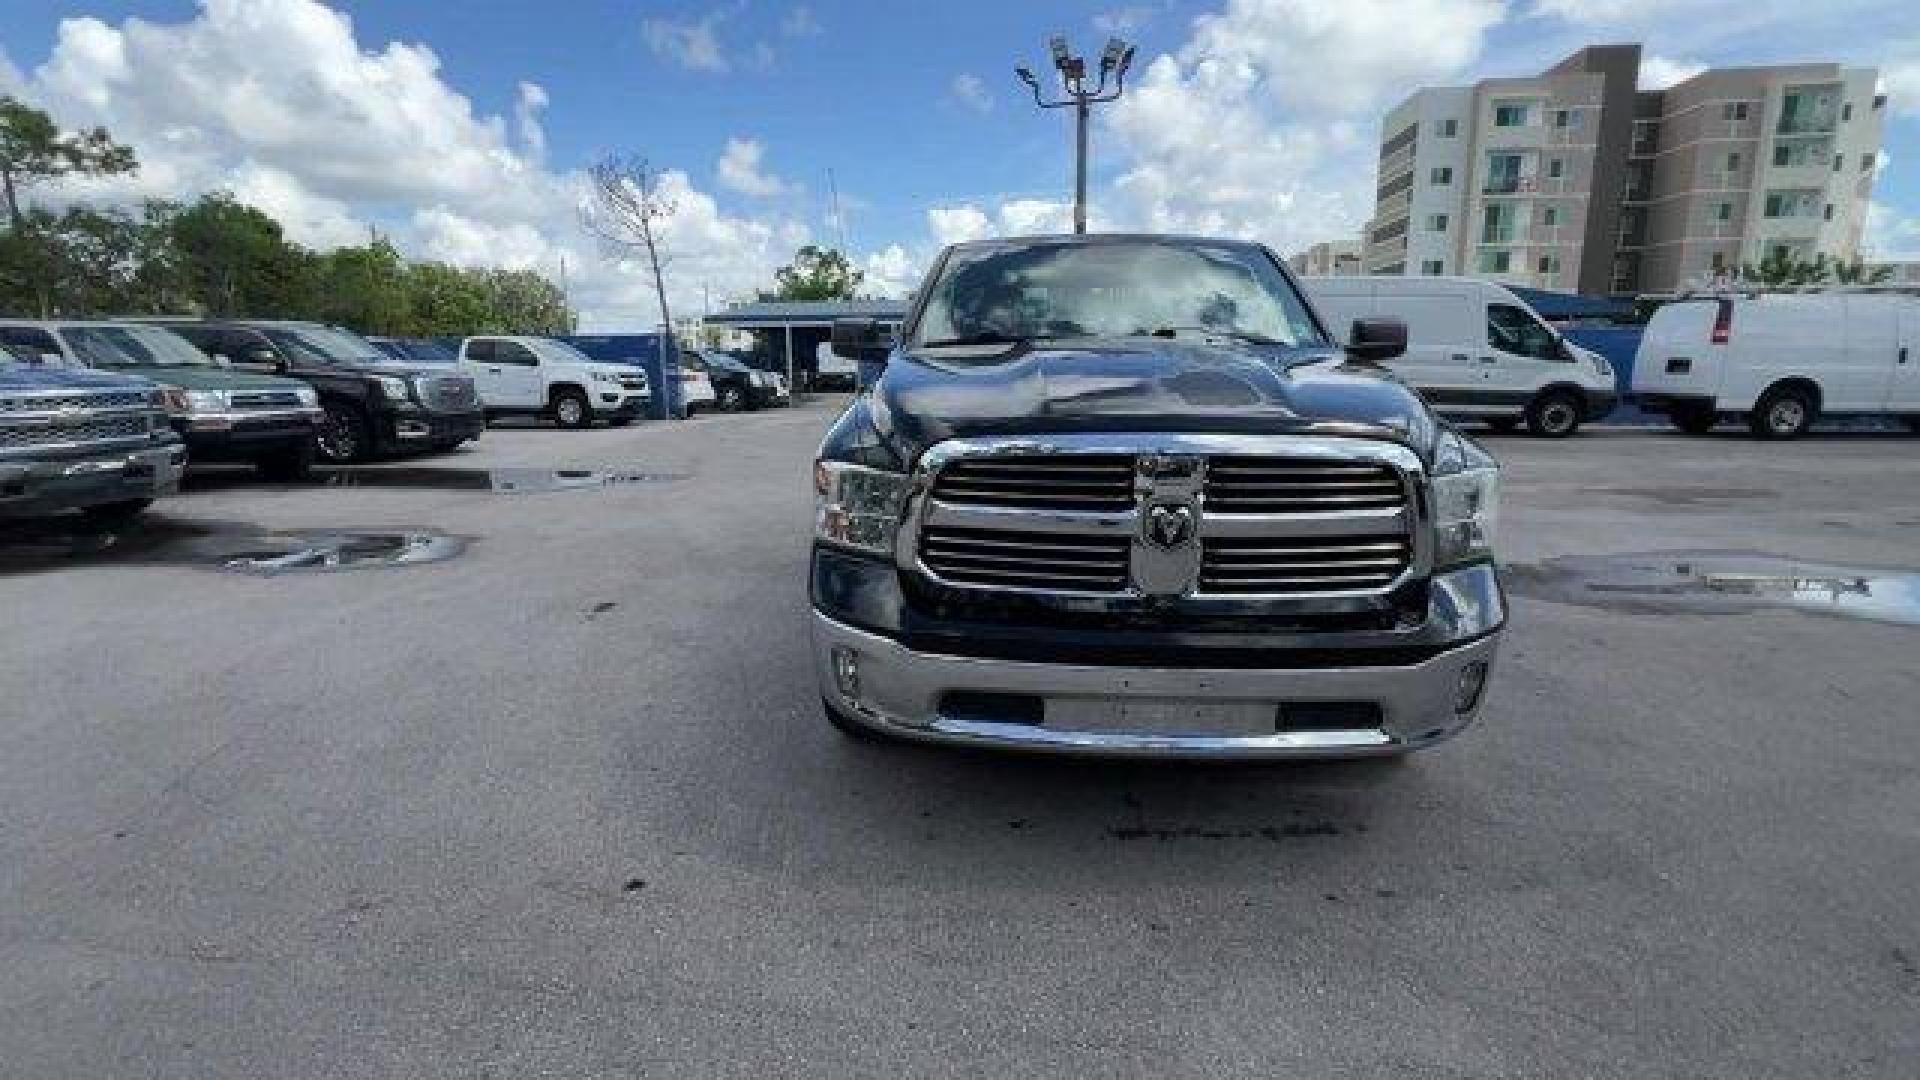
[
  {"left": 513, "top": 81, "right": 548, "bottom": 159},
  {"left": 1865, "top": 200, "right": 1920, "bottom": 261},
  {"left": 927, "top": 203, "right": 991, "bottom": 245},
  {"left": 781, "top": 6, "right": 823, "bottom": 38},
  {"left": 7, "top": 0, "right": 824, "bottom": 328},
  {"left": 1094, "top": 6, "right": 1155, "bottom": 34},
  {"left": 0, "top": 44, "right": 25, "bottom": 95},
  {"left": 1639, "top": 54, "right": 1706, "bottom": 90},
  {"left": 642, "top": 13, "right": 729, "bottom": 72},
  {"left": 949, "top": 73, "right": 993, "bottom": 114},
  {"left": 863, "top": 244, "right": 921, "bottom": 297},
  {"left": 927, "top": 199, "right": 1091, "bottom": 244},
  {"left": 715, "top": 137, "right": 786, "bottom": 197},
  {"left": 1883, "top": 41, "right": 1920, "bottom": 116}
]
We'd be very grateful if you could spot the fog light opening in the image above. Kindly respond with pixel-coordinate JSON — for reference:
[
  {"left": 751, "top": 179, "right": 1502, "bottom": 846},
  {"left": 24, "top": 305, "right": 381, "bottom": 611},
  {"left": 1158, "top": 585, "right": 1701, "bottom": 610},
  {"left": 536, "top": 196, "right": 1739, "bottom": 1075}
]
[
  {"left": 830, "top": 647, "right": 862, "bottom": 702},
  {"left": 1454, "top": 661, "right": 1489, "bottom": 714}
]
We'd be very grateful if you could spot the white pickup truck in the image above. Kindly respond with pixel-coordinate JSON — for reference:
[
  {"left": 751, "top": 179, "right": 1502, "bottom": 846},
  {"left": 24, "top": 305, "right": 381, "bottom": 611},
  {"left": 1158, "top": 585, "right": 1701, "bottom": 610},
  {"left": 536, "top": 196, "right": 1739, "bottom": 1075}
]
[{"left": 454, "top": 335, "right": 651, "bottom": 429}]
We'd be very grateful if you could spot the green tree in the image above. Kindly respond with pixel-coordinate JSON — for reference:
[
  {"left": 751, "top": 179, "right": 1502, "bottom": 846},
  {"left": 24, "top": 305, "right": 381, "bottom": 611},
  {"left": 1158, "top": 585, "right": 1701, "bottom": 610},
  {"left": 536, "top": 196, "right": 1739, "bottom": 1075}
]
[
  {"left": 1832, "top": 258, "right": 1893, "bottom": 285},
  {"left": 169, "top": 193, "right": 295, "bottom": 315},
  {"left": 476, "top": 267, "right": 574, "bottom": 334},
  {"left": 0, "top": 95, "right": 137, "bottom": 231},
  {"left": 404, "top": 261, "right": 493, "bottom": 335},
  {"left": 763, "top": 244, "right": 863, "bottom": 302},
  {"left": 1740, "top": 249, "right": 1894, "bottom": 288},
  {"left": 313, "top": 237, "right": 411, "bottom": 333}
]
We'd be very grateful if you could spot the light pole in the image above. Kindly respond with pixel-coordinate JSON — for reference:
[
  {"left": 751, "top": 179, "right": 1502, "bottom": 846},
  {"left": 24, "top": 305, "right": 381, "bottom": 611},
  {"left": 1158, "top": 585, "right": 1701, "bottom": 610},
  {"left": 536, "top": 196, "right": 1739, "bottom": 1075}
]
[{"left": 1017, "top": 35, "right": 1135, "bottom": 234}]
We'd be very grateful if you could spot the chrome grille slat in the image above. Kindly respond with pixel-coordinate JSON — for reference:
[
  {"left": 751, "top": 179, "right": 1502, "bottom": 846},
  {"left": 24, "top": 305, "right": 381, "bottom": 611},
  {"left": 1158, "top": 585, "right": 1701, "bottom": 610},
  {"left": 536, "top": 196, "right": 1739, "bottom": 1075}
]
[
  {"left": 1204, "top": 455, "right": 1404, "bottom": 515},
  {"left": 919, "top": 524, "right": 1129, "bottom": 590},
  {"left": 0, "top": 391, "right": 148, "bottom": 413},
  {"left": 933, "top": 455, "right": 1134, "bottom": 513}
]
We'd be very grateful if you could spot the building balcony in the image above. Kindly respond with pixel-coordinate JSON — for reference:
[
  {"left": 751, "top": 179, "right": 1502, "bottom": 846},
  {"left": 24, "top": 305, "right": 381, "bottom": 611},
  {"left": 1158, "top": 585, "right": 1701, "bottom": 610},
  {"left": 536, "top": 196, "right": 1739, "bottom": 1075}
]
[
  {"left": 1775, "top": 115, "right": 1836, "bottom": 136},
  {"left": 1765, "top": 163, "right": 1832, "bottom": 188}
]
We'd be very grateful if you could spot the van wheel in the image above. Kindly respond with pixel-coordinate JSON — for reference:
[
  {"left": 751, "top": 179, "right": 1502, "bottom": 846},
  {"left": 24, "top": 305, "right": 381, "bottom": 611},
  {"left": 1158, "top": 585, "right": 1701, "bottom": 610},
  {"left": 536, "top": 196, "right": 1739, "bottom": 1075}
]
[
  {"left": 1525, "top": 389, "right": 1583, "bottom": 438},
  {"left": 551, "top": 388, "right": 592, "bottom": 430},
  {"left": 1669, "top": 404, "right": 1717, "bottom": 435},
  {"left": 1750, "top": 386, "right": 1815, "bottom": 440}
]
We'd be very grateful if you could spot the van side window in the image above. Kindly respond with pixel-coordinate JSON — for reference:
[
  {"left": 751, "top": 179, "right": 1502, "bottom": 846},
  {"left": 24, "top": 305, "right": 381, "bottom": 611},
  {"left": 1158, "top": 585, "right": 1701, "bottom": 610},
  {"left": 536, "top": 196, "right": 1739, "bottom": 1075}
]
[{"left": 1487, "top": 304, "right": 1558, "bottom": 360}]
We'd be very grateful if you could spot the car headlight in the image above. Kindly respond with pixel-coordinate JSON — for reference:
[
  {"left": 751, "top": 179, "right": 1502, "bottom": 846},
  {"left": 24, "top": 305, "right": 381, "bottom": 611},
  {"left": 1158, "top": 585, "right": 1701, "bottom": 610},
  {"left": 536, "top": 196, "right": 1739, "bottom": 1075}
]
[
  {"left": 293, "top": 384, "right": 319, "bottom": 408},
  {"left": 375, "top": 375, "right": 412, "bottom": 400},
  {"left": 814, "top": 460, "right": 911, "bottom": 556},
  {"left": 184, "top": 389, "right": 230, "bottom": 413},
  {"left": 1432, "top": 465, "right": 1499, "bottom": 569},
  {"left": 590, "top": 371, "right": 616, "bottom": 384}
]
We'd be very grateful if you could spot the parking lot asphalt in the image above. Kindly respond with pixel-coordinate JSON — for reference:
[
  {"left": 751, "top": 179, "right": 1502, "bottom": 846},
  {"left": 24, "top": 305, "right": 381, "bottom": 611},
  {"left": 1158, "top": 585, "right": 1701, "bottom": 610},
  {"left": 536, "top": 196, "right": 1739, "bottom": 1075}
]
[{"left": 2, "top": 399, "right": 1917, "bottom": 1079}]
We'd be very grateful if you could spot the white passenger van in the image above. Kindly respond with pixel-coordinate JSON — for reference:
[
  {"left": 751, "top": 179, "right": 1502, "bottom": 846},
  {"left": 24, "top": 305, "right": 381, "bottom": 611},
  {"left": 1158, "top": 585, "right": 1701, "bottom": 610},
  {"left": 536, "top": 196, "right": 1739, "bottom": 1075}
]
[
  {"left": 1631, "top": 291, "right": 1920, "bottom": 439},
  {"left": 1304, "top": 276, "right": 1617, "bottom": 437}
]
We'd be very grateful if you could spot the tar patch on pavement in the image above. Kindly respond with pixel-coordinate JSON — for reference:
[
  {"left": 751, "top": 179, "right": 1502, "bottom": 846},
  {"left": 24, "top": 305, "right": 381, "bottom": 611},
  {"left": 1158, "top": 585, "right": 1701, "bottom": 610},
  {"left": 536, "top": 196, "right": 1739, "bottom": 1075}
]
[
  {"left": 0, "top": 516, "right": 466, "bottom": 577},
  {"left": 1507, "top": 549, "right": 1920, "bottom": 627},
  {"left": 323, "top": 466, "right": 687, "bottom": 492}
]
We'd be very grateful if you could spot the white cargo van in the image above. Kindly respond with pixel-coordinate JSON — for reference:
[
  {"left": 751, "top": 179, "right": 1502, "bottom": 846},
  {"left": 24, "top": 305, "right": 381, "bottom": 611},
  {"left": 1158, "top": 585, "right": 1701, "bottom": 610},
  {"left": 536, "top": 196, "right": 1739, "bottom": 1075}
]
[
  {"left": 1631, "top": 291, "right": 1920, "bottom": 439},
  {"left": 1304, "top": 276, "right": 1617, "bottom": 437}
]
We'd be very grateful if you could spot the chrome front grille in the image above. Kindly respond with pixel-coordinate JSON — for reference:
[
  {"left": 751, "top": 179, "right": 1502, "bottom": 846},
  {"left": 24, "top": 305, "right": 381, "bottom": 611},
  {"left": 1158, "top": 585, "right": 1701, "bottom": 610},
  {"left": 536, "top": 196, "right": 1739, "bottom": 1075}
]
[
  {"left": 0, "top": 413, "right": 150, "bottom": 450},
  {"left": 930, "top": 455, "right": 1135, "bottom": 512},
  {"left": 920, "top": 527, "right": 1132, "bottom": 591},
  {"left": 1200, "top": 536, "right": 1413, "bottom": 596},
  {"left": 419, "top": 375, "right": 477, "bottom": 412},
  {"left": 231, "top": 390, "right": 305, "bottom": 411},
  {"left": 0, "top": 391, "right": 147, "bottom": 413},
  {"left": 1203, "top": 456, "right": 1404, "bottom": 513},
  {"left": 914, "top": 438, "right": 1421, "bottom": 600},
  {"left": 619, "top": 376, "right": 649, "bottom": 392}
]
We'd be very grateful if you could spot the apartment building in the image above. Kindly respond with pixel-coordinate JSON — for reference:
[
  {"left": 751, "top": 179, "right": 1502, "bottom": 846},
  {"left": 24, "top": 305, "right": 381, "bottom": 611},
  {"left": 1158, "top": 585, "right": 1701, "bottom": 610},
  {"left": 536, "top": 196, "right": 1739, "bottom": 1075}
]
[
  {"left": 1361, "top": 44, "right": 1885, "bottom": 295},
  {"left": 1288, "top": 239, "right": 1363, "bottom": 276}
]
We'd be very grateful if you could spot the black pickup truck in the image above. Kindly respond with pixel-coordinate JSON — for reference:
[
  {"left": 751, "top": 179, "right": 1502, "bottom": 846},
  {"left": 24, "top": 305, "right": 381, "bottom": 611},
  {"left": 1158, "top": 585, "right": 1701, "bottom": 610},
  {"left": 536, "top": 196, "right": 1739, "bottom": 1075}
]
[{"left": 809, "top": 234, "right": 1505, "bottom": 759}]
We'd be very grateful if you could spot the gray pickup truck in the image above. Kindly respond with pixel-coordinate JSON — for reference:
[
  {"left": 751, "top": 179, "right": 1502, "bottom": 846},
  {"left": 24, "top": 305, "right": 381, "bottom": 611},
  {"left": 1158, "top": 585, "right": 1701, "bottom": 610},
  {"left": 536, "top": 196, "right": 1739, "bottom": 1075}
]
[{"left": 0, "top": 349, "right": 186, "bottom": 524}]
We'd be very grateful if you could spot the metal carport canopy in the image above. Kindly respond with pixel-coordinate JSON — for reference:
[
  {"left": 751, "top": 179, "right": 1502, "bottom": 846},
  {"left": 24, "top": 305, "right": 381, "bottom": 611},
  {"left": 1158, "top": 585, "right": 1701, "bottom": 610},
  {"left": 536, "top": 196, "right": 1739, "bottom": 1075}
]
[{"left": 703, "top": 300, "right": 908, "bottom": 389}]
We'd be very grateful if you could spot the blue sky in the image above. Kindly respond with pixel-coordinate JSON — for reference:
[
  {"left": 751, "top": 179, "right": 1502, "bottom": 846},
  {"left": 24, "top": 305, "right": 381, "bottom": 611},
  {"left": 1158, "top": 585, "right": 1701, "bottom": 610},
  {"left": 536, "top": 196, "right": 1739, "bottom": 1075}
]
[{"left": 3, "top": 1, "right": 1917, "bottom": 326}]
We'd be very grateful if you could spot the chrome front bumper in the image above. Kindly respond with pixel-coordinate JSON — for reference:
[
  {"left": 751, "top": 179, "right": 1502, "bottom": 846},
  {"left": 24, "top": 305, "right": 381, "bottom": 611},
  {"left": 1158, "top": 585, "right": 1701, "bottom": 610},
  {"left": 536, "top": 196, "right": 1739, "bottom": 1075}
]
[
  {"left": 812, "top": 609, "right": 1501, "bottom": 760},
  {"left": 0, "top": 442, "right": 186, "bottom": 517}
]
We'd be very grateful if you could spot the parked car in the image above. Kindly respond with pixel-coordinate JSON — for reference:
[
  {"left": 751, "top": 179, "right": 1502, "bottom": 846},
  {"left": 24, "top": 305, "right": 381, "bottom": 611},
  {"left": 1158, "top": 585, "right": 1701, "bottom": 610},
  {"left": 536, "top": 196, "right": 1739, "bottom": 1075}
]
[
  {"left": 562, "top": 334, "right": 679, "bottom": 419},
  {"left": 703, "top": 351, "right": 786, "bottom": 411},
  {"left": 451, "top": 335, "right": 649, "bottom": 428},
  {"left": 671, "top": 349, "right": 718, "bottom": 413},
  {"left": 154, "top": 320, "right": 484, "bottom": 464},
  {"left": 2, "top": 320, "right": 322, "bottom": 480},
  {"left": 812, "top": 233, "right": 1503, "bottom": 759},
  {"left": 1304, "top": 276, "right": 1617, "bottom": 437},
  {"left": 814, "top": 340, "right": 859, "bottom": 391},
  {"left": 1631, "top": 291, "right": 1920, "bottom": 439},
  {"left": 0, "top": 346, "right": 186, "bottom": 523}
]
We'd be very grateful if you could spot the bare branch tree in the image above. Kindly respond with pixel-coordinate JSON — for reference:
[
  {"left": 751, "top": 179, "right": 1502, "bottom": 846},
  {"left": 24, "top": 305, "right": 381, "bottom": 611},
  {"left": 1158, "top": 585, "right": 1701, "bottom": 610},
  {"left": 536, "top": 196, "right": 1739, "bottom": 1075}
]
[{"left": 582, "top": 154, "right": 681, "bottom": 415}]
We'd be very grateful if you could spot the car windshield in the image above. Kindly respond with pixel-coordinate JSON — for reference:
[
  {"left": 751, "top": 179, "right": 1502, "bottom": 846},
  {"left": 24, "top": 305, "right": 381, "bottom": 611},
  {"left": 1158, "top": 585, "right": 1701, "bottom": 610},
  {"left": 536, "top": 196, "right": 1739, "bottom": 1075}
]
[
  {"left": 259, "top": 324, "right": 387, "bottom": 365},
  {"left": 911, "top": 239, "right": 1327, "bottom": 349},
  {"left": 530, "top": 338, "right": 599, "bottom": 366},
  {"left": 60, "top": 325, "right": 213, "bottom": 368},
  {"left": 373, "top": 338, "right": 458, "bottom": 366}
]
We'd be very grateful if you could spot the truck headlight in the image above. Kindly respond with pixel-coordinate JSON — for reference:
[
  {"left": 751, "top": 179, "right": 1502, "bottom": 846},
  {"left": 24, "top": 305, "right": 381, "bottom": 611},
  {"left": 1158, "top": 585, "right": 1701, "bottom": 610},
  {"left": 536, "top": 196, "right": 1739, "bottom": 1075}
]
[
  {"left": 375, "top": 375, "right": 412, "bottom": 401},
  {"left": 814, "top": 460, "right": 910, "bottom": 556},
  {"left": 293, "top": 384, "right": 319, "bottom": 408},
  {"left": 185, "top": 389, "right": 230, "bottom": 413},
  {"left": 1432, "top": 465, "right": 1499, "bottom": 569}
]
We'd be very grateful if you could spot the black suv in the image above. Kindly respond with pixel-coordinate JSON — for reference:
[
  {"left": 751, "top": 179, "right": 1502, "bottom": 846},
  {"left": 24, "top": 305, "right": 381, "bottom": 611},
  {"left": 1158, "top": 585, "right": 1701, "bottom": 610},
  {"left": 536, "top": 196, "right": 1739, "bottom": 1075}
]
[{"left": 161, "top": 321, "right": 484, "bottom": 464}]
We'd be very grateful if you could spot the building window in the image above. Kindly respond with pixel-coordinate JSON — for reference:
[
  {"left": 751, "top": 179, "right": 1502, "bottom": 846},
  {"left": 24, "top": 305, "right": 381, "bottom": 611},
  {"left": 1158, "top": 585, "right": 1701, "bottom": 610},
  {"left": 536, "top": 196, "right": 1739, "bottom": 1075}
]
[
  {"left": 1726, "top": 152, "right": 1741, "bottom": 173},
  {"left": 1716, "top": 202, "right": 1732, "bottom": 222},
  {"left": 1478, "top": 250, "right": 1512, "bottom": 274},
  {"left": 1427, "top": 213, "right": 1449, "bottom": 232},
  {"left": 1482, "top": 203, "right": 1515, "bottom": 244},
  {"left": 1547, "top": 158, "right": 1564, "bottom": 179},
  {"left": 1862, "top": 153, "right": 1876, "bottom": 172},
  {"left": 1537, "top": 254, "right": 1560, "bottom": 275},
  {"left": 1764, "top": 193, "right": 1785, "bottom": 217},
  {"left": 1772, "top": 144, "right": 1791, "bottom": 167},
  {"left": 1421, "top": 259, "right": 1444, "bottom": 275},
  {"left": 1494, "top": 103, "right": 1527, "bottom": 127},
  {"left": 1842, "top": 101, "right": 1853, "bottom": 122},
  {"left": 1542, "top": 206, "right": 1559, "bottom": 227},
  {"left": 1834, "top": 153, "right": 1844, "bottom": 172},
  {"left": 1440, "top": 117, "right": 1459, "bottom": 138},
  {"left": 1711, "top": 251, "right": 1727, "bottom": 272},
  {"left": 1723, "top": 101, "right": 1749, "bottom": 122},
  {"left": 1824, "top": 203, "right": 1833, "bottom": 221},
  {"left": 1430, "top": 166, "right": 1452, "bottom": 185},
  {"left": 1552, "top": 109, "right": 1570, "bottom": 128}
]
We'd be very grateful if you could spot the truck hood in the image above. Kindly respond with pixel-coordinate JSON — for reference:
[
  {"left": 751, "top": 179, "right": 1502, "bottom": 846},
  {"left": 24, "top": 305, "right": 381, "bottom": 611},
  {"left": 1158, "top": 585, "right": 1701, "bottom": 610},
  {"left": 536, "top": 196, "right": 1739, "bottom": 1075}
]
[
  {"left": 871, "top": 338, "right": 1439, "bottom": 465},
  {"left": 0, "top": 364, "right": 156, "bottom": 393},
  {"left": 90, "top": 365, "right": 303, "bottom": 393}
]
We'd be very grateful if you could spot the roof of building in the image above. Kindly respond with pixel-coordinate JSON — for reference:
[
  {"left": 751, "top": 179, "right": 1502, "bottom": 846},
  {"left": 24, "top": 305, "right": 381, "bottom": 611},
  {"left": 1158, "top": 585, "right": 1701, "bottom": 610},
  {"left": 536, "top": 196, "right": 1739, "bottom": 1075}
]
[{"left": 705, "top": 299, "right": 908, "bottom": 327}]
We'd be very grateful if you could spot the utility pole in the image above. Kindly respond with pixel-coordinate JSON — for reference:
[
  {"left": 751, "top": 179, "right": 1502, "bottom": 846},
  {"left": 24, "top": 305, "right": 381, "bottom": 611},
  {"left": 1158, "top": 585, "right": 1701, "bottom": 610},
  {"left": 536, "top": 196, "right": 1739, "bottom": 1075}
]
[
  {"left": 827, "top": 168, "right": 849, "bottom": 251},
  {"left": 1016, "top": 34, "right": 1135, "bottom": 234}
]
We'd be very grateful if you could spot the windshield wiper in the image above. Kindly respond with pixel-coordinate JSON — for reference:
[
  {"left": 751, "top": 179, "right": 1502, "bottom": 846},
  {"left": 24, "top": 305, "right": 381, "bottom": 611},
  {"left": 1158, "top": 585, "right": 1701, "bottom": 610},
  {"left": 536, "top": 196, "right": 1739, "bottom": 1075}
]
[
  {"left": 917, "top": 332, "right": 1045, "bottom": 348},
  {"left": 1145, "top": 326, "right": 1286, "bottom": 347}
]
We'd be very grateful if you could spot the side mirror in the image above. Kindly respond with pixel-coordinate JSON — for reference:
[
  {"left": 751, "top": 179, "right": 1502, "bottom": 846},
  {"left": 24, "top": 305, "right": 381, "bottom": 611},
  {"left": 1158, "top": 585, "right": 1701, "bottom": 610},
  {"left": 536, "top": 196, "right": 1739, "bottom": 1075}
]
[
  {"left": 1346, "top": 318, "right": 1407, "bottom": 362},
  {"left": 831, "top": 318, "right": 889, "bottom": 361},
  {"left": 1556, "top": 338, "right": 1576, "bottom": 362}
]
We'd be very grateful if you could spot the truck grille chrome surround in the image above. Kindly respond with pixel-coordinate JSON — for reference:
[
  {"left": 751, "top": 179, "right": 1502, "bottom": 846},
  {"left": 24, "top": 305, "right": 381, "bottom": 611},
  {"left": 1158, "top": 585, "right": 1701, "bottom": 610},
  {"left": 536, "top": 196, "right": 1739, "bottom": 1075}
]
[{"left": 905, "top": 433, "right": 1428, "bottom": 602}]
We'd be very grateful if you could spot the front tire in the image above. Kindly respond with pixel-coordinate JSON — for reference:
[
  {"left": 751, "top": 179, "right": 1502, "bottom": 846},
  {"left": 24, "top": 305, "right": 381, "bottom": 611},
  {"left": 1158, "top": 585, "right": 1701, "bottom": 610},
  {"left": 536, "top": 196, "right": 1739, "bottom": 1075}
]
[
  {"left": 1749, "top": 386, "right": 1815, "bottom": 440},
  {"left": 1525, "top": 389, "right": 1583, "bottom": 438},
  {"left": 256, "top": 445, "right": 315, "bottom": 482},
  {"left": 551, "top": 389, "right": 592, "bottom": 430},
  {"left": 315, "top": 403, "right": 372, "bottom": 464},
  {"left": 1669, "top": 404, "right": 1717, "bottom": 436},
  {"left": 717, "top": 385, "right": 746, "bottom": 413},
  {"left": 79, "top": 499, "right": 153, "bottom": 526}
]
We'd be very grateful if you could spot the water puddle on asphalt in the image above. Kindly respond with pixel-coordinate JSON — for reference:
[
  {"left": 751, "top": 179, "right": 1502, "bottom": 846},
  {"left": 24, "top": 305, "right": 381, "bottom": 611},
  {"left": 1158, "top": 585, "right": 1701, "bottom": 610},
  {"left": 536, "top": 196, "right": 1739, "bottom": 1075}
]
[
  {"left": 323, "top": 467, "right": 687, "bottom": 492},
  {"left": 0, "top": 517, "right": 466, "bottom": 577},
  {"left": 1506, "top": 550, "right": 1920, "bottom": 627}
]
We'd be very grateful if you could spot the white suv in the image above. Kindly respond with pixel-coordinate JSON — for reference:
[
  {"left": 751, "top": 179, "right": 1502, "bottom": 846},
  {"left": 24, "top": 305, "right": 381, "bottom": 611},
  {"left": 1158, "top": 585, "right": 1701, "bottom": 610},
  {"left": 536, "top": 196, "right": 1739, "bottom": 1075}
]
[{"left": 456, "top": 335, "right": 650, "bottom": 429}]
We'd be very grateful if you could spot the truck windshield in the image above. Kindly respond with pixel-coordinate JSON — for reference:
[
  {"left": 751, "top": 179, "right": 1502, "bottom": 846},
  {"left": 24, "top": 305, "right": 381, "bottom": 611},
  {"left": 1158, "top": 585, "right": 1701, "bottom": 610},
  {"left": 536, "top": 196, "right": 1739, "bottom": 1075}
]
[
  {"left": 60, "top": 325, "right": 213, "bottom": 368},
  {"left": 260, "top": 324, "right": 388, "bottom": 366},
  {"left": 912, "top": 239, "right": 1327, "bottom": 349}
]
